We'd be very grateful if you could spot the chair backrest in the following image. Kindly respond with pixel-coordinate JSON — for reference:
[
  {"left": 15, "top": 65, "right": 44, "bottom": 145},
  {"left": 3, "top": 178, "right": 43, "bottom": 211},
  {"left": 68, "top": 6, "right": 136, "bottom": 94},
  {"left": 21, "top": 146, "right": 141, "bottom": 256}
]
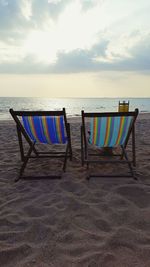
[
  {"left": 10, "top": 108, "right": 68, "bottom": 144},
  {"left": 82, "top": 109, "right": 138, "bottom": 148},
  {"left": 22, "top": 115, "right": 67, "bottom": 144}
]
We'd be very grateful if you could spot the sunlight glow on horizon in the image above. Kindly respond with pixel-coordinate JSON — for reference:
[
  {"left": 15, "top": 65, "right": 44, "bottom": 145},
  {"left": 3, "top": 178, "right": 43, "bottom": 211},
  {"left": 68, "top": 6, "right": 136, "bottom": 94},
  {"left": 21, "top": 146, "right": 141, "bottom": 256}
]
[{"left": 1, "top": 72, "right": 150, "bottom": 98}]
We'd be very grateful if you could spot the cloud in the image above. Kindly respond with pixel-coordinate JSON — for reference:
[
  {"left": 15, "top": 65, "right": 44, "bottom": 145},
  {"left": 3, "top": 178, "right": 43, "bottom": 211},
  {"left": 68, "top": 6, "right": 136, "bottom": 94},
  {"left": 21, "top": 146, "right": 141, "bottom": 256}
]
[
  {"left": 117, "top": 34, "right": 150, "bottom": 71},
  {"left": 1, "top": 33, "right": 150, "bottom": 74},
  {"left": 0, "top": 55, "right": 49, "bottom": 73},
  {"left": 0, "top": 0, "right": 27, "bottom": 29},
  {"left": 0, "top": 0, "right": 70, "bottom": 39},
  {"left": 31, "top": 0, "right": 70, "bottom": 25},
  {"left": 80, "top": 0, "right": 104, "bottom": 11},
  {"left": 48, "top": 33, "right": 150, "bottom": 73},
  {"left": 0, "top": 0, "right": 150, "bottom": 73},
  {"left": 49, "top": 40, "right": 109, "bottom": 73}
]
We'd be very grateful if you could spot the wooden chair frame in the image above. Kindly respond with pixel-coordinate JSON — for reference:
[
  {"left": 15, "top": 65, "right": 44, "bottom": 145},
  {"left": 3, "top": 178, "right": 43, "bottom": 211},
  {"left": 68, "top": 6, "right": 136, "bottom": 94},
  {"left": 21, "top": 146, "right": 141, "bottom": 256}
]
[
  {"left": 81, "top": 109, "right": 139, "bottom": 180},
  {"left": 10, "top": 108, "right": 72, "bottom": 182}
]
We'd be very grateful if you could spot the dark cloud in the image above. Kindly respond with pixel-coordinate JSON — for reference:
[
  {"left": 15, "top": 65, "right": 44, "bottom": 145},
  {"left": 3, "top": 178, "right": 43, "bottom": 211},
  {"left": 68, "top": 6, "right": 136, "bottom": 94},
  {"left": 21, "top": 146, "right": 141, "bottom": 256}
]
[
  {"left": 49, "top": 40, "right": 109, "bottom": 73},
  {"left": 81, "top": 0, "right": 98, "bottom": 11},
  {"left": 0, "top": 0, "right": 104, "bottom": 35},
  {"left": 50, "top": 49, "right": 93, "bottom": 73},
  {"left": 0, "top": 0, "right": 70, "bottom": 30},
  {"left": 49, "top": 36, "right": 150, "bottom": 73},
  {"left": 0, "top": 0, "right": 31, "bottom": 44},
  {"left": 114, "top": 36, "right": 150, "bottom": 71},
  {"left": 81, "top": 0, "right": 104, "bottom": 12},
  {"left": 0, "top": 0, "right": 28, "bottom": 29},
  {"left": 0, "top": 0, "right": 70, "bottom": 43},
  {"left": 32, "top": 0, "right": 70, "bottom": 22}
]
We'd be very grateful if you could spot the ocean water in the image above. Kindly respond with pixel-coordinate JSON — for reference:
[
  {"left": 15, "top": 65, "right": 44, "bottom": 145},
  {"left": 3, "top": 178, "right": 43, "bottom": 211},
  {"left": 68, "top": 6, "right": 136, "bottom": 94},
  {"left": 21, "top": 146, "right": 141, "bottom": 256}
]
[{"left": 0, "top": 97, "right": 150, "bottom": 120}]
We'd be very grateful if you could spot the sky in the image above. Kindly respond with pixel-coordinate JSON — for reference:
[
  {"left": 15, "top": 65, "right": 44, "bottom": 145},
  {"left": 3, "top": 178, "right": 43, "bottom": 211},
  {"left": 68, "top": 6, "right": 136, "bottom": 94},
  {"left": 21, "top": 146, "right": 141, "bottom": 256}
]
[{"left": 0, "top": 0, "right": 150, "bottom": 97}]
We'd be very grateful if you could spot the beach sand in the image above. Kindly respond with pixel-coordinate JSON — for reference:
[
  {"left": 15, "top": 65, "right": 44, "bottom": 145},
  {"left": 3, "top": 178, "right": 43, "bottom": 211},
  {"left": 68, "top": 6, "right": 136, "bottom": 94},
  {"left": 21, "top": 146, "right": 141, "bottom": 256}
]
[{"left": 0, "top": 114, "right": 150, "bottom": 267}]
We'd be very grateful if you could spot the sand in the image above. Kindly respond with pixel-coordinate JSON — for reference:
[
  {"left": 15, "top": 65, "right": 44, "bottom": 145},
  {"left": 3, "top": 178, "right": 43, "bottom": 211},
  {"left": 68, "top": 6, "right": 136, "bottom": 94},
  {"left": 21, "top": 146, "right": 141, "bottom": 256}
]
[{"left": 0, "top": 113, "right": 150, "bottom": 267}]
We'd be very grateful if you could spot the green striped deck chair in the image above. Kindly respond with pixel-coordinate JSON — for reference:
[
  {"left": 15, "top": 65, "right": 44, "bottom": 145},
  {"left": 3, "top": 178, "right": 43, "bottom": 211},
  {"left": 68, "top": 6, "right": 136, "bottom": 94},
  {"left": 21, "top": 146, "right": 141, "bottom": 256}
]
[
  {"left": 81, "top": 109, "right": 139, "bottom": 179},
  {"left": 10, "top": 108, "right": 72, "bottom": 182}
]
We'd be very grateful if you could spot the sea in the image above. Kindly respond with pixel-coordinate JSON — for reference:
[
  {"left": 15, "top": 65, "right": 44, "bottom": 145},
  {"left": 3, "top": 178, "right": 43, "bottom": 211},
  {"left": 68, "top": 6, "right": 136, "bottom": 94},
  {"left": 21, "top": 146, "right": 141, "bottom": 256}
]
[{"left": 0, "top": 97, "right": 150, "bottom": 120}]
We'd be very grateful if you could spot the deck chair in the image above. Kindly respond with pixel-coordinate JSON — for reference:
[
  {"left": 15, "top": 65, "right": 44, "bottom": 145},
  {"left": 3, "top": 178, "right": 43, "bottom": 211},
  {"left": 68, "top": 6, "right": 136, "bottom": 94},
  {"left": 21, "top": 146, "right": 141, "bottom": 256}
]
[
  {"left": 81, "top": 109, "right": 139, "bottom": 179},
  {"left": 10, "top": 108, "right": 72, "bottom": 182}
]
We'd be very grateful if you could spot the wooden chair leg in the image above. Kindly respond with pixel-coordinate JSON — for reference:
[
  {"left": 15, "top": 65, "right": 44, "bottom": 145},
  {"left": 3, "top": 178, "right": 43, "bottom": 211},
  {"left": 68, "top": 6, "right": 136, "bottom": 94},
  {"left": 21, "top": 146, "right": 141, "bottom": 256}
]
[
  {"left": 17, "top": 125, "right": 25, "bottom": 162},
  {"left": 63, "top": 144, "right": 69, "bottom": 172},
  {"left": 81, "top": 126, "right": 84, "bottom": 166},
  {"left": 122, "top": 146, "right": 136, "bottom": 179},
  {"left": 69, "top": 142, "right": 72, "bottom": 161},
  {"left": 132, "top": 126, "right": 136, "bottom": 166},
  {"left": 15, "top": 144, "right": 34, "bottom": 182}
]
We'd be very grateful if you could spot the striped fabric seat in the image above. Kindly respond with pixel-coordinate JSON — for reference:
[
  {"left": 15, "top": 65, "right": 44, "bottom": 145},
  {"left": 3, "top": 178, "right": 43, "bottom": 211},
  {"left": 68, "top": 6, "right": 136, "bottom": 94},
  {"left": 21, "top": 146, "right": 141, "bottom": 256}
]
[
  {"left": 22, "top": 116, "right": 67, "bottom": 144},
  {"left": 89, "top": 116, "right": 133, "bottom": 147}
]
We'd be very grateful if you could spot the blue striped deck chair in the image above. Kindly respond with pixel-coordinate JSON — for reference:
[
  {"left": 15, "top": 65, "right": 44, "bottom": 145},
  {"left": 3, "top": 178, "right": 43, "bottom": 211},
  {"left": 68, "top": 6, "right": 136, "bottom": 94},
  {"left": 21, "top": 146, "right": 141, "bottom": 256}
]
[
  {"left": 81, "top": 109, "right": 139, "bottom": 179},
  {"left": 9, "top": 108, "right": 72, "bottom": 182}
]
